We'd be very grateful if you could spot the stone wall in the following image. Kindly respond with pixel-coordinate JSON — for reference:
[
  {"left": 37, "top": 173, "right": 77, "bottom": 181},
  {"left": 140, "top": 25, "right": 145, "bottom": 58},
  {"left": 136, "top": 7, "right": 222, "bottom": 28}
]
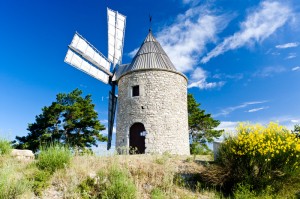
[{"left": 116, "top": 69, "right": 190, "bottom": 155}]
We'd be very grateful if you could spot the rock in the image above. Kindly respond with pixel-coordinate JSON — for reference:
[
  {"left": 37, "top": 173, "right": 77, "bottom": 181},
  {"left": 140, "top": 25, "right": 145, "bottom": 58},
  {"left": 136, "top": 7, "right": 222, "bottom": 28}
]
[{"left": 11, "top": 149, "right": 34, "bottom": 161}]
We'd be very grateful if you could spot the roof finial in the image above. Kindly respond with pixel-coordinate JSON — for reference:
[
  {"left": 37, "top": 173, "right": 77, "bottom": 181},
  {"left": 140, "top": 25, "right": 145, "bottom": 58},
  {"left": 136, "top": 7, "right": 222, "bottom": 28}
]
[{"left": 149, "top": 14, "right": 152, "bottom": 32}]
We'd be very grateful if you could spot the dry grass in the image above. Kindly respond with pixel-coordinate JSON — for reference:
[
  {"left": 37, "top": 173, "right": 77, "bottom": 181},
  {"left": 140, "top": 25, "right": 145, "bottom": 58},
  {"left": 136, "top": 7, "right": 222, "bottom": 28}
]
[
  {"left": 0, "top": 156, "right": 35, "bottom": 199},
  {"left": 45, "top": 154, "right": 215, "bottom": 199}
]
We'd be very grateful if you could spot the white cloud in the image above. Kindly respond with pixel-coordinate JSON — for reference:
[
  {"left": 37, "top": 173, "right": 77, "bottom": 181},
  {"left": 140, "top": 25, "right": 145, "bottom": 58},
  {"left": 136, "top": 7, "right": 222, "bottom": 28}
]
[
  {"left": 201, "top": 1, "right": 292, "bottom": 63},
  {"left": 276, "top": 42, "right": 299, "bottom": 49},
  {"left": 292, "top": 66, "right": 300, "bottom": 71},
  {"left": 187, "top": 67, "right": 225, "bottom": 89},
  {"left": 291, "top": 119, "right": 299, "bottom": 123},
  {"left": 285, "top": 53, "right": 296, "bottom": 59},
  {"left": 253, "top": 66, "right": 286, "bottom": 77},
  {"left": 214, "top": 100, "right": 268, "bottom": 117},
  {"left": 156, "top": 5, "right": 231, "bottom": 72},
  {"left": 247, "top": 106, "right": 269, "bottom": 113}
]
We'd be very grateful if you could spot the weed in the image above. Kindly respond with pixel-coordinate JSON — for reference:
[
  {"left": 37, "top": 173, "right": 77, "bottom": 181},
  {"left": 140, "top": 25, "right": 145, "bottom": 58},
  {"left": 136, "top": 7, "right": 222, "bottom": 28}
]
[{"left": 37, "top": 144, "right": 72, "bottom": 173}]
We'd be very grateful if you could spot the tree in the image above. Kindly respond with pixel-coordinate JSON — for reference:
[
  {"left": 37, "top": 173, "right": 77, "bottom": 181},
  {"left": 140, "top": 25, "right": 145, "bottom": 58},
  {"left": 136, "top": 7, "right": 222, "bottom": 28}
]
[
  {"left": 188, "top": 93, "right": 223, "bottom": 153},
  {"left": 13, "top": 89, "right": 107, "bottom": 152},
  {"left": 293, "top": 124, "right": 300, "bottom": 138}
]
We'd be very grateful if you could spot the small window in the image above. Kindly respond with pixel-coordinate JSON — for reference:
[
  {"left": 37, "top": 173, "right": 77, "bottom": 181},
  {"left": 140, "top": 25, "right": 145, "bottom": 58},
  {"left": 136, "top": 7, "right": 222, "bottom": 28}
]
[{"left": 132, "top": 85, "right": 139, "bottom": 97}]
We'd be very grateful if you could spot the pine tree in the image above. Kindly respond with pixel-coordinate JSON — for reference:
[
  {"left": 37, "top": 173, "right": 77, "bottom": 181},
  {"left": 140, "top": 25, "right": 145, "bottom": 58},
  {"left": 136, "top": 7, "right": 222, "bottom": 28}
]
[{"left": 188, "top": 93, "right": 223, "bottom": 153}]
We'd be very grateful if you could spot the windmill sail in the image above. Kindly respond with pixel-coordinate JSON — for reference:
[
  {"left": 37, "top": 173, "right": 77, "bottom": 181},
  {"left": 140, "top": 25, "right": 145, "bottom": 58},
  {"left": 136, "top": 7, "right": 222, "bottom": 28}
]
[
  {"left": 69, "top": 32, "right": 112, "bottom": 76},
  {"left": 64, "top": 8, "right": 126, "bottom": 151},
  {"left": 107, "top": 88, "right": 118, "bottom": 150},
  {"left": 64, "top": 49, "right": 110, "bottom": 84},
  {"left": 107, "top": 8, "right": 126, "bottom": 67}
]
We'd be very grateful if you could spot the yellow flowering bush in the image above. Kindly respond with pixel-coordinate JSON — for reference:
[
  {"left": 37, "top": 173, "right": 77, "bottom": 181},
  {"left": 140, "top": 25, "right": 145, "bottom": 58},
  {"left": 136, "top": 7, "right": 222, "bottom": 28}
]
[{"left": 217, "top": 122, "right": 300, "bottom": 190}]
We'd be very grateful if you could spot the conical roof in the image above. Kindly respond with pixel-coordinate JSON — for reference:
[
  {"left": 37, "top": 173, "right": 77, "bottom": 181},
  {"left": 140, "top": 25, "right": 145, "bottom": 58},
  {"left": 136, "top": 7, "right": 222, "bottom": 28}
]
[
  {"left": 119, "top": 32, "right": 177, "bottom": 77},
  {"left": 128, "top": 31, "right": 177, "bottom": 71}
]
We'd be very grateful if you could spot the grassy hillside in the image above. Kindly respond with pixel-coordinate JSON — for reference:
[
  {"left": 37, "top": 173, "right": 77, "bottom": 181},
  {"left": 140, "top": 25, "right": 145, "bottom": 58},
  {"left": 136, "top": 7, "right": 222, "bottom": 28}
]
[
  {"left": 1, "top": 152, "right": 300, "bottom": 198},
  {"left": 1, "top": 151, "right": 216, "bottom": 199}
]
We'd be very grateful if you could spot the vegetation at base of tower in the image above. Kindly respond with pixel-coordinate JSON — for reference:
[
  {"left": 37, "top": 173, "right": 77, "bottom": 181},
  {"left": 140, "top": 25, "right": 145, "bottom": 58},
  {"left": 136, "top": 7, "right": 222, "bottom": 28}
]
[
  {"left": 187, "top": 93, "right": 223, "bottom": 154},
  {"left": 13, "top": 88, "right": 107, "bottom": 152}
]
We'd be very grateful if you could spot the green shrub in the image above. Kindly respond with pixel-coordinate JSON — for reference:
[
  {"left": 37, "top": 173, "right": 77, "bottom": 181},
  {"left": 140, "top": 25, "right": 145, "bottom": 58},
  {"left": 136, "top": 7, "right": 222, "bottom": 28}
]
[
  {"left": 0, "top": 138, "right": 12, "bottom": 155},
  {"left": 37, "top": 144, "right": 72, "bottom": 173},
  {"left": 0, "top": 163, "right": 31, "bottom": 199},
  {"left": 217, "top": 122, "right": 300, "bottom": 192},
  {"left": 78, "top": 164, "right": 137, "bottom": 199},
  {"left": 32, "top": 169, "right": 51, "bottom": 196},
  {"left": 151, "top": 188, "right": 165, "bottom": 199}
]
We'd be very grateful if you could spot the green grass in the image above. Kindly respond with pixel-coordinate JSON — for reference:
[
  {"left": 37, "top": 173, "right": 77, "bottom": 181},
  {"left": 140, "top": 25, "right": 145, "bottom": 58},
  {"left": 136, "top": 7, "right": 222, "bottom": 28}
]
[
  {"left": 0, "top": 137, "right": 12, "bottom": 155},
  {"left": 37, "top": 144, "right": 72, "bottom": 173}
]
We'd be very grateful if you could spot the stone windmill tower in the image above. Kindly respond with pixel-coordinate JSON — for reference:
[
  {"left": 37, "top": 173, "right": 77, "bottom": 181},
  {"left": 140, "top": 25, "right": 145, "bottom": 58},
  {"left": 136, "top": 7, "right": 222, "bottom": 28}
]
[
  {"left": 64, "top": 8, "right": 189, "bottom": 155},
  {"left": 115, "top": 31, "right": 190, "bottom": 155}
]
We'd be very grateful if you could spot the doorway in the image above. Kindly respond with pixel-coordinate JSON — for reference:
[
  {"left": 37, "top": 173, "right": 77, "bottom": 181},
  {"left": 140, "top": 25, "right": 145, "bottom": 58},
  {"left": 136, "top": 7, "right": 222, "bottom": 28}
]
[{"left": 129, "top": 123, "right": 146, "bottom": 154}]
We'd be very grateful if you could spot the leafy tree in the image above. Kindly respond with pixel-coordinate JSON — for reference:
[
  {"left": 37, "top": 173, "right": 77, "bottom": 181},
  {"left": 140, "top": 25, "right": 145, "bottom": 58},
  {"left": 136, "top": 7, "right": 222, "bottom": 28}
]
[
  {"left": 188, "top": 93, "right": 223, "bottom": 153},
  {"left": 13, "top": 89, "right": 106, "bottom": 152},
  {"left": 293, "top": 124, "right": 300, "bottom": 138}
]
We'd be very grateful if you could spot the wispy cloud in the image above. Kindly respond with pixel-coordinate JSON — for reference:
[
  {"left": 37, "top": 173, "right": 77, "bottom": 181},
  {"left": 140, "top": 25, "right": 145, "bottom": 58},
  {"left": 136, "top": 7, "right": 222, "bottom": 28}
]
[
  {"left": 201, "top": 1, "right": 293, "bottom": 63},
  {"left": 155, "top": 5, "right": 231, "bottom": 72},
  {"left": 285, "top": 53, "right": 296, "bottom": 59},
  {"left": 276, "top": 42, "right": 299, "bottom": 49},
  {"left": 292, "top": 66, "right": 300, "bottom": 71},
  {"left": 128, "top": 48, "right": 138, "bottom": 58},
  {"left": 187, "top": 67, "right": 225, "bottom": 89},
  {"left": 213, "top": 73, "right": 244, "bottom": 80},
  {"left": 182, "top": 0, "right": 200, "bottom": 6},
  {"left": 247, "top": 106, "right": 269, "bottom": 113},
  {"left": 253, "top": 66, "right": 286, "bottom": 77},
  {"left": 216, "top": 121, "right": 239, "bottom": 131},
  {"left": 214, "top": 100, "right": 268, "bottom": 117}
]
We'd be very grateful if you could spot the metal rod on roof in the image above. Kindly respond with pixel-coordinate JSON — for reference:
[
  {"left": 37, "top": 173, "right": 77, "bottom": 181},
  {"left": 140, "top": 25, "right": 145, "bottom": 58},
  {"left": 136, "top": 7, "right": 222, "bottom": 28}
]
[{"left": 149, "top": 14, "right": 152, "bottom": 32}]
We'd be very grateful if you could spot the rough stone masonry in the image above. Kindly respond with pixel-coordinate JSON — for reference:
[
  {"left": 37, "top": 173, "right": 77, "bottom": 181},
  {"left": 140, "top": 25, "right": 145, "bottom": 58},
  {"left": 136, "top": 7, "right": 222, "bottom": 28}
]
[{"left": 116, "top": 69, "right": 189, "bottom": 155}]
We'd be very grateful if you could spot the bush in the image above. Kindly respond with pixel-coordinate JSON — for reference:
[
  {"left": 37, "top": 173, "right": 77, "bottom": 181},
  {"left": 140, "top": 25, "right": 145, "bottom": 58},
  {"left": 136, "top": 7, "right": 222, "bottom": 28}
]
[
  {"left": 217, "top": 122, "right": 300, "bottom": 191},
  {"left": 0, "top": 138, "right": 12, "bottom": 155},
  {"left": 79, "top": 164, "right": 137, "bottom": 199},
  {"left": 37, "top": 144, "right": 72, "bottom": 173}
]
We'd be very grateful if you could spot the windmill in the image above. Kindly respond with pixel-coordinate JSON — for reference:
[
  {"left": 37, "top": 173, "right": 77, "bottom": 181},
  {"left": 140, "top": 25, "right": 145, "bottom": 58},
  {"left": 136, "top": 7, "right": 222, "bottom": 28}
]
[{"left": 64, "top": 8, "right": 126, "bottom": 150}]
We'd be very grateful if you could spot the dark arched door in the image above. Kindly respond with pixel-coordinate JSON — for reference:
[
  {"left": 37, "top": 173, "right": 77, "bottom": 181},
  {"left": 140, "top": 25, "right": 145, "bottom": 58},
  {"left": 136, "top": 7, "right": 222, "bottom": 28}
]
[{"left": 129, "top": 123, "right": 146, "bottom": 154}]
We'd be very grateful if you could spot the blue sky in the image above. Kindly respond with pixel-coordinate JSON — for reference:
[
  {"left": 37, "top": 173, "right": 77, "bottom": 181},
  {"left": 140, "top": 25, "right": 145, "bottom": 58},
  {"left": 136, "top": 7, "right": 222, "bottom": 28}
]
[{"left": 1, "top": 0, "right": 300, "bottom": 150}]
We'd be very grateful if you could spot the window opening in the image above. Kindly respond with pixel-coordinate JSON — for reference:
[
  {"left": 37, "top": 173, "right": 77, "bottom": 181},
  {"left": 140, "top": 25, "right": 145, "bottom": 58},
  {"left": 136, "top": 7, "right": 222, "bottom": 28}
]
[{"left": 132, "top": 85, "right": 139, "bottom": 97}]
